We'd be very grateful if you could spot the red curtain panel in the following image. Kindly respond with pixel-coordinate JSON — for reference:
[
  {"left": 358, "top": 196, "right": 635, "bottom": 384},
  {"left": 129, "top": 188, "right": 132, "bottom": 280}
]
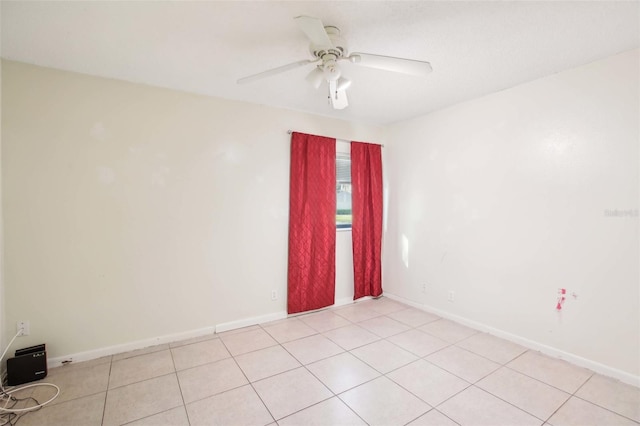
[
  {"left": 351, "top": 142, "right": 383, "bottom": 299},
  {"left": 287, "top": 132, "right": 336, "bottom": 314}
]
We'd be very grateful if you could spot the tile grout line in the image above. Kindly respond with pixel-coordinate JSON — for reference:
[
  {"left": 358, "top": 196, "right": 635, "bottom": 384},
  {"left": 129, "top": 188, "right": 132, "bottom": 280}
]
[
  {"left": 341, "top": 304, "right": 453, "bottom": 423},
  {"left": 378, "top": 330, "right": 477, "bottom": 421},
  {"left": 377, "top": 320, "right": 546, "bottom": 424},
  {"left": 470, "top": 384, "right": 554, "bottom": 424},
  {"left": 168, "top": 345, "right": 191, "bottom": 426},
  {"left": 500, "top": 359, "right": 591, "bottom": 396},
  {"left": 569, "top": 393, "right": 640, "bottom": 424},
  {"left": 100, "top": 357, "right": 113, "bottom": 426},
  {"left": 400, "top": 408, "right": 453, "bottom": 426},
  {"left": 281, "top": 309, "right": 425, "bottom": 423},
  {"left": 419, "top": 345, "right": 630, "bottom": 424},
  {"left": 272, "top": 329, "right": 635, "bottom": 426},
  {"left": 217, "top": 335, "right": 277, "bottom": 425},
  {"left": 315, "top": 308, "right": 455, "bottom": 419},
  {"left": 271, "top": 328, "right": 353, "bottom": 423},
  {"left": 415, "top": 346, "right": 561, "bottom": 423},
  {"left": 264, "top": 313, "right": 378, "bottom": 424},
  {"left": 34, "top": 297, "right": 638, "bottom": 425},
  {"left": 548, "top": 372, "right": 603, "bottom": 425},
  {"left": 565, "top": 372, "right": 640, "bottom": 424}
]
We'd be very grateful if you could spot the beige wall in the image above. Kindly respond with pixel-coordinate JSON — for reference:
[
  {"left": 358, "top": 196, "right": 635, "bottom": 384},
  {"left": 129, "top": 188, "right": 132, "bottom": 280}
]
[
  {"left": 1, "top": 60, "right": 385, "bottom": 359},
  {"left": 3, "top": 50, "right": 639, "bottom": 384},
  {"left": 384, "top": 49, "right": 639, "bottom": 381}
]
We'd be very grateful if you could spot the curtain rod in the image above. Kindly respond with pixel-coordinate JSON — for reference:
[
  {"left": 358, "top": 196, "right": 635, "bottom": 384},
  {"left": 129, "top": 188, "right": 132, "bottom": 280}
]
[{"left": 287, "top": 130, "right": 384, "bottom": 147}]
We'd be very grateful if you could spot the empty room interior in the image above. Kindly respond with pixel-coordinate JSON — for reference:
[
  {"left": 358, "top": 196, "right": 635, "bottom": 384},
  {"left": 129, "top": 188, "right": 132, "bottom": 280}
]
[{"left": 0, "top": 1, "right": 638, "bottom": 425}]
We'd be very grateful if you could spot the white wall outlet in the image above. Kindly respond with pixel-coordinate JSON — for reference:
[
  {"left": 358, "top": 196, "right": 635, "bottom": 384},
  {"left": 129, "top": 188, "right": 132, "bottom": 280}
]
[
  {"left": 17, "top": 320, "right": 30, "bottom": 336},
  {"left": 422, "top": 282, "right": 427, "bottom": 293},
  {"left": 447, "top": 291, "right": 455, "bottom": 302},
  {"left": 271, "top": 290, "right": 277, "bottom": 301}
]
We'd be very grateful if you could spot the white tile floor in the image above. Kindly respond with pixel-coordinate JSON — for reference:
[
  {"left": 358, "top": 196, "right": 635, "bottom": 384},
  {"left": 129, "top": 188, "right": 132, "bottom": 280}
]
[{"left": 9, "top": 297, "right": 640, "bottom": 426}]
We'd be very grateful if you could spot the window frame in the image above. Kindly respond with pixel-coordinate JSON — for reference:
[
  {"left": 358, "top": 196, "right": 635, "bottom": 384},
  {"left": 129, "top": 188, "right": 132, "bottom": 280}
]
[{"left": 336, "top": 148, "right": 352, "bottom": 230}]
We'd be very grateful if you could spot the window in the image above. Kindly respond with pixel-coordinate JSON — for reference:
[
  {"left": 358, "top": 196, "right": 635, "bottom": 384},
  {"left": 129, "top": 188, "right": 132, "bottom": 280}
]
[{"left": 336, "top": 152, "right": 352, "bottom": 229}]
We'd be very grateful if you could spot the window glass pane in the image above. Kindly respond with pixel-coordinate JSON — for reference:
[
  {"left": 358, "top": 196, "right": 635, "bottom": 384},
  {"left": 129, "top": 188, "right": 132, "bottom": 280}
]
[{"left": 336, "top": 153, "right": 352, "bottom": 228}]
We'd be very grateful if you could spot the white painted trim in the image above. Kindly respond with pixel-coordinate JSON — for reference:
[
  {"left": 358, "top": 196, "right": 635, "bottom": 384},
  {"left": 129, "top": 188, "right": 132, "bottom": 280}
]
[
  {"left": 382, "top": 293, "right": 423, "bottom": 310},
  {"left": 215, "top": 311, "right": 287, "bottom": 333},
  {"left": 47, "top": 297, "right": 373, "bottom": 368},
  {"left": 47, "top": 296, "right": 388, "bottom": 368},
  {"left": 47, "top": 325, "right": 216, "bottom": 369},
  {"left": 287, "top": 297, "right": 374, "bottom": 319},
  {"left": 384, "top": 292, "right": 640, "bottom": 388},
  {"left": 49, "top": 311, "right": 289, "bottom": 368},
  {"left": 217, "top": 296, "right": 370, "bottom": 328},
  {"left": 336, "top": 296, "right": 370, "bottom": 306}
]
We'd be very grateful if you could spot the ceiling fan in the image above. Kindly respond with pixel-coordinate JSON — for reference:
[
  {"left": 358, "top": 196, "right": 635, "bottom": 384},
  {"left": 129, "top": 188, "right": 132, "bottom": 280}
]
[{"left": 237, "top": 16, "right": 433, "bottom": 110}]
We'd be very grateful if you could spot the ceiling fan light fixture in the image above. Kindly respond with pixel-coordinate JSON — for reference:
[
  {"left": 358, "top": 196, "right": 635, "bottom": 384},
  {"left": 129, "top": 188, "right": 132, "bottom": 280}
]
[
  {"left": 336, "top": 77, "right": 352, "bottom": 91},
  {"left": 322, "top": 59, "right": 341, "bottom": 81},
  {"left": 306, "top": 67, "right": 324, "bottom": 89},
  {"left": 238, "top": 15, "right": 433, "bottom": 111}
]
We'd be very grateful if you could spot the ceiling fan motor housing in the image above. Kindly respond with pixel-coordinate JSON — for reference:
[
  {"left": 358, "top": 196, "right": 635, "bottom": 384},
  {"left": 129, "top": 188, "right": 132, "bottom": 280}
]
[{"left": 310, "top": 26, "right": 348, "bottom": 63}]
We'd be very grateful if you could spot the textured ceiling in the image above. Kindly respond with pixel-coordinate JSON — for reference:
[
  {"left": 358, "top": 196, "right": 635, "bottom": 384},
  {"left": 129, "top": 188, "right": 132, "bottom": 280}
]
[{"left": 2, "top": 1, "right": 639, "bottom": 125}]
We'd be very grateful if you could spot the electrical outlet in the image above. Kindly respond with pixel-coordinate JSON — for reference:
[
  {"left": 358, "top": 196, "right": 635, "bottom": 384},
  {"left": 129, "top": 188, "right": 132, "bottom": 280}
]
[
  {"left": 447, "top": 291, "right": 455, "bottom": 303},
  {"left": 271, "top": 290, "right": 277, "bottom": 301},
  {"left": 17, "top": 320, "right": 30, "bottom": 336},
  {"left": 422, "top": 282, "right": 427, "bottom": 293}
]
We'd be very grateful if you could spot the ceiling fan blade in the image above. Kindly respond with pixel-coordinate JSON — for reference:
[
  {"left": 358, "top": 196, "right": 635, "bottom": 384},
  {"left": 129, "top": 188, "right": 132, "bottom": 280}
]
[
  {"left": 348, "top": 53, "right": 432, "bottom": 77},
  {"left": 294, "top": 15, "right": 332, "bottom": 48},
  {"left": 329, "top": 80, "right": 348, "bottom": 110},
  {"left": 237, "top": 59, "right": 318, "bottom": 84}
]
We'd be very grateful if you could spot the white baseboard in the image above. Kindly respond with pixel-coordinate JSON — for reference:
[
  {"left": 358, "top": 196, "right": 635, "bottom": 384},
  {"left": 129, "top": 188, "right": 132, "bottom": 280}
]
[
  {"left": 49, "top": 312, "right": 289, "bottom": 368},
  {"left": 47, "top": 298, "right": 367, "bottom": 368},
  {"left": 383, "top": 292, "right": 640, "bottom": 388},
  {"left": 285, "top": 297, "right": 373, "bottom": 320},
  {"left": 335, "top": 296, "right": 357, "bottom": 307},
  {"left": 215, "top": 311, "right": 287, "bottom": 333},
  {"left": 383, "top": 293, "right": 424, "bottom": 310},
  {"left": 338, "top": 295, "right": 374, "bottom": 306},
  {"left": 48, "top": 325, "right": 216, "bottom": 369}
]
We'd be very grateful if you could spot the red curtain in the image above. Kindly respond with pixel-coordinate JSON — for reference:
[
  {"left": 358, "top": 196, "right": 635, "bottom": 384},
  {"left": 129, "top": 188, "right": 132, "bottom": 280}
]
[
  {"left": 351, "top": 142, "right": 383, "bottom": 299},
  {"left": 287, "top": 132, "right": 336, "bottom": 314}
]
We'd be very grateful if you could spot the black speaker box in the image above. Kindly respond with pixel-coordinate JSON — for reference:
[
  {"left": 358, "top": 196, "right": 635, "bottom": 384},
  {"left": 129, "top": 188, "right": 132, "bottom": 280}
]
[{"left": 6, "top": 344, "right": 47, "bottom": 386}]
